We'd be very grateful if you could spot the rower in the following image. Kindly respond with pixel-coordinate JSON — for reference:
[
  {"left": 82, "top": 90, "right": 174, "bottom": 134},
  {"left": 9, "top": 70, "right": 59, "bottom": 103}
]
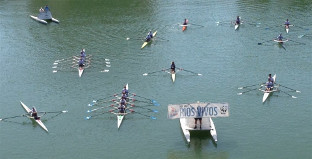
[
  {"left": 265, "top": 79, "right": 274, "bottom": 91},
  {"left": 120, "top": 97, "right": 127, "bottom": 108},
  {"left": 284, "top": 19, "right": 290, "bottom": 26},
  {"left": 277, "top": 33, "right": 283, "bottom": 41},
  {"left": 80, "top": 49, "right": 86, "bottom": 60},
  {"left": 235, "top": 16, "right": 240, "bottom": 25},
  {"left": 171, "top": 61, "right": 176, "bottom": 73},
  {"left": 118, "top": 104, "right": 126, "bottom": 113},
  {"left": 268, "top": 74, "right": 274, "bottom": 83},
  {"left": 122, "top": 85, "right": 129, "bottom": 98},
  {"left": 183, "top": 18, "right": 188, "bottom": 25},
  {"left": 78, "top": 57, "right": 85, "bottom": 68},
  {"left": 31, "top": 107, "right": 40, "bottom": 120},
  {"left": 145, "top": 30, "right": 153, "bottom": 42}
]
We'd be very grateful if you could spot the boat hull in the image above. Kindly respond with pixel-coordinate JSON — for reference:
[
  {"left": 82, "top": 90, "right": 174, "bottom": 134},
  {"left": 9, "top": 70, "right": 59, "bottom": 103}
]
[
  {"left": 79, "top": 67, "right": 84, "bottom": 77},
  {"left": 117, "top": 114, "right": 125, "bottom": 128},
  {"left": 30, "top": 15, "right": 47, "bottom": 24},
  {"left": 171, "top": 72, "right": 176, "bottom": 82},
  {"left": 180, "top": 117, "right": 216, "bottom": 143},
  {"left": 20, "top": 101, "right": 48, "bottom": 132}
]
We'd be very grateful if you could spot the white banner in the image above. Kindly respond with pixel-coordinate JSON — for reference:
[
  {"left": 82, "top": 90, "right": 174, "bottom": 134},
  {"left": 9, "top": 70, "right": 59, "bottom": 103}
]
[{"left": 168, "top": 102, "right": 229, "bottom": 119}]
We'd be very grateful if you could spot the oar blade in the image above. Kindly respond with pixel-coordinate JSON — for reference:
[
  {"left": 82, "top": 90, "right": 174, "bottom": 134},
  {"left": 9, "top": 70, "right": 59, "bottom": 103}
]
[
  {"left": 292, "top": 96, "right": 297, "bottom": 99},
  {"left": 237, "top": 93, "right": 243, "bottom": 95},
  {"left": 143, "top": 73, "right": 148, "bottom": 76},
  {"left": 150, "top": 116, "right": 157, "bottom": 120},
  {"left": 85, "top": 116, "right": 92, "bottom": 120}
]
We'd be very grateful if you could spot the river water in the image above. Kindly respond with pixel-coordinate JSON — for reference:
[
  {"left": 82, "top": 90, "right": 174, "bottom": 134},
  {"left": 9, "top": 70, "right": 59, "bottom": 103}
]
[{"left": 0, "top": 0, "right": 311, "bottom": 158}]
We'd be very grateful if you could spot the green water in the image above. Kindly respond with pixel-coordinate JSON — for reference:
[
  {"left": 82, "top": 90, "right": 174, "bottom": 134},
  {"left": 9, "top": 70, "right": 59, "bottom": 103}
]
[{"left": 1, "top": 0, "right": 311, "bottom": 158}]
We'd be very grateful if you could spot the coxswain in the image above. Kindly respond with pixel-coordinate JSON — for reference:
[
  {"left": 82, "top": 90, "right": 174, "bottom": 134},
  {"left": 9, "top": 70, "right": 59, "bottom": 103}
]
[
  {"left": 235, "top": 16, "right": 240, "bottom": 25},
  {"left": 78, "top": 57, "right": 85, "bottom": 68},
  {"left": 31, "top": 107, "right": 40, "bottom": 120},
  {"left": 183, "top": 18, "right": 188, "bottom": 25},
  {"left": 145, "top": 30, "right": 153, "bottom": 42},
  {"left": 171, "top": 61, "right": 176, "bottom": 73}
]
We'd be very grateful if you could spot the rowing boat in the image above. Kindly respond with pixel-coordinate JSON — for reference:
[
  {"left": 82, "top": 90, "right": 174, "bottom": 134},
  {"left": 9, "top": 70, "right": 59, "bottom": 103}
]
[
  {"left": 180, "top": 117, "right": 217, "bottom": 143},
  {"left": 171, "top": 71, "right": 176, "bottom": 82},
  {"left": 262, "top": 74, "right": 277, "bottom": 103},
  {"left": 78, "top": 67, "right": 84, "bottom": 77},
  {"left": 141, "top": 31, "right": 157, "bottom": 49},
  {"left": 235, "top": 23, "right": 239, "bottom": 30},
  {"left": 116, "top": 83, "right": 128, "bottom": 128},
  {"left": 20, "top": 101, "right": 48, "bottom": 132},
  {"left": 285, "top": 25, "right": 289, "bottom": 33}
]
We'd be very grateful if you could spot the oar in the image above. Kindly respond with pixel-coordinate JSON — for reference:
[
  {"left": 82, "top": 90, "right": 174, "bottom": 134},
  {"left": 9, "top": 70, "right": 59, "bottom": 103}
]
[
  {"left": 279, "top": 90, "right": 297, "bottom": 99},
  {"left": 288, "top": 39, "right": 306, "bottom": 45},
  {"left": 129, "top": 109, "right": 156, "bottom": 120},
  {"left": 277, "top": 84, "right": 301, "bottom": 93},
  {"left": 0, "top": 114, "right": 27, "bottom": 121},
  {"left": 143, "top": 69, "right": 169, "bottom": 76},
  {"left": 87, "top": 104, "right": 116, "bottom": 113},
  {"left": 177, "top": 68, "right": 202, "bottom": 76},
  {"left": 237, "top": 87, "right": 260, "bottom": 95},
  {"left": 38, "top": 110, "right": 68, "bottom": 114},
  {"left": 85, "top": 109, "right": 115, "bottom": 120},
  {"left": 189, "top": 23, "right": 204, "bottom": 27},
  {"left": 238, "top": 83, "right": 265, "bottom": 89},
  {"left": 131, "top": 93, "right": 159, "bottom": 106},
  {"left": 129, "top": 104, "right": 158, "bottom": 113},
  {"left": 258, "top": 39, "right": 273, "bottom": 45}
]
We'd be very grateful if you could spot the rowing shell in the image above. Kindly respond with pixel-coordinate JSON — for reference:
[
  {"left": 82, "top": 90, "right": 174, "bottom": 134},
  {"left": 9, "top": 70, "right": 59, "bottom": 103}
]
[
  {"left": 79, "top": 67, "right": 84, "bottom": 77},
  {"left": 262, "top": 74, "right": 277, "bottom": 103},
  {"left": 181, "top": 24, "right": 187, "bottom": 31},
  {"left": 180, "top": 117, "right": 217, "bottom": 143},
  {"left": 141, "top": 31, "right": 157, "bottom": 49},
  {"left": 116, "top": 83, "right": 129, "bottom": 129},
  {"left": 20, "top": 101, "right": 48, "bottom": 132},
  {"left": 235, "top": 23, "right": 239, "bottom": 30},
  {"left": 285, "top": 25, "right": 290, "bottom": 33},
  {"left": 171, "top": 71, "right": 176, "bottom": 82}
]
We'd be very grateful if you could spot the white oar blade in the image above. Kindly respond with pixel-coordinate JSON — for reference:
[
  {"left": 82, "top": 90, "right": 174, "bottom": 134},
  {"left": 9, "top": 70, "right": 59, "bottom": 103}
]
[
  {"left": 238, "top": 87, "right": 243, "bottom": 89},
  {"left": 296, "top": 90, "right": 301, "bottom": 93},
  {"left": 198, "top": 74, "right": 202, "bottom": 76},
  {"left": 237, "top": 93, "right": 243, "bottom": 95},
  {"left": 100, "top": 70, "right": 109, "bottom": 72},
  {"left": 143, "top": 73, "right": 148, "bottom": 76},
  {"left": 62, "top": 110, "right": 68, "bottom": 113},
  {"left": 53, "top": 63, "right": 58, "bottom": 65},
  {"left": 292, "top": 96, "right": 297, "bottom": 99},
  {"left": 53, "top": 70, "right": 57, "bottom": 73}
]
